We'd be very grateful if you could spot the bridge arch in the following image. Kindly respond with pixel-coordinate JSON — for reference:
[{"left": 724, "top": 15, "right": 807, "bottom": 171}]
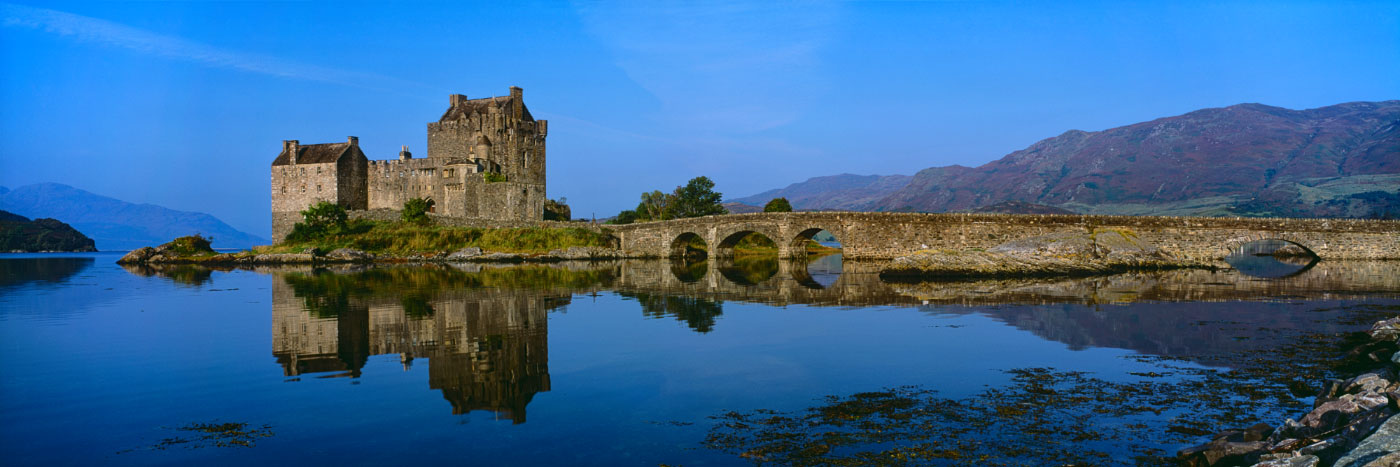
[
  {"left": 1222, "top": 235, "right": 1318, "bottom": 259},
  {"left": 670, "top": 232, "right": 708, "bottom": 259},
  {"left": 789, "top": 226, "right": 842, "bottom": 256},
  {"left": 715, "top": 228, "right": 782, "bottom": 258}
]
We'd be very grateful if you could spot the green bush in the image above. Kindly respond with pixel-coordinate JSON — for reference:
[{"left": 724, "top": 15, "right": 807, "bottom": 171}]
[
  {"left": 484, "top": 172, "right": 507, "bottom": 183},
  {"left": 607, "top": 210, "right": 638, "bottom": 225},
  {"left": 402, "top": 198, "right": 435, "bottom": 225},
  {"left": 166, "top": 234, "right": 215, "bottom": 256},
  {"left": 285, "top": 201, "right": 348, "bottom": 242},
  {"left": 763, "top": 197, "right": 793, "bottom": 212}
]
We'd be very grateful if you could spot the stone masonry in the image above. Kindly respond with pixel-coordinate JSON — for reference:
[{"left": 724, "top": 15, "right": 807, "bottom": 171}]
[
  {"left": 271, "top": 86, "right": 547, "bottom": 240},
  {"left": 609, "top": 212, "right": 1400, "bottom": 262}
]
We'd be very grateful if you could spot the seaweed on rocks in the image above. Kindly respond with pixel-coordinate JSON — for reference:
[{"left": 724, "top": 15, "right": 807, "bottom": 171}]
[{"left": 698, "top": 305, "right": 1400, "bottom": 466}]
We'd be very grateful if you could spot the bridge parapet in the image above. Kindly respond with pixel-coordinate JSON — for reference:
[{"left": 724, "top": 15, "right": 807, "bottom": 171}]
[{"left": 609, "top": 212, "right": 1400, "bottom": 261}]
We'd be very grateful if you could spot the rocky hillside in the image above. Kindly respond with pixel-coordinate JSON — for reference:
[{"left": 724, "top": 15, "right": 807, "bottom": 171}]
[
  {"left": 874, "top": 101, "right": 1399, "bottom": 218},
  {"left": 733, "top": 101, "right": 1398, "bottom": 218},
  {"left": 0, "top": 210, "right": 97, "bottom": 252},
  {"left": 730, "top": 174, "right": 912, "bottom": 211},
  {"left": 970, "top": 201, "right": 1076, "bottom": 215},
  {"left": 0, "top": 183, "right": 269, "bottom": 250}
]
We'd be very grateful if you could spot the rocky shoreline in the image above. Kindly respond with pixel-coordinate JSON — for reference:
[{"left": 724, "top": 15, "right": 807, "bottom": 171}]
[
  {"left": 117, "top": 244, "right": 642, "bottom": 265},
  {"left": 1179, "top": 318, "right": 1400, "bottom": 467}
]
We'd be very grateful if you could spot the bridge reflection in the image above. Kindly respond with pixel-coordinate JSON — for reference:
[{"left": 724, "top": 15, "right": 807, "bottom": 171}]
[{"left": 123, "top": 258, "right": 1400, "bottom": 423}]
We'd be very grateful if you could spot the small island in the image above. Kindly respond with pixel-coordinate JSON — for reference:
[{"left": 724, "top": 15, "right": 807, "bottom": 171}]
[{"left": 0, "top": 210, "right": 97, "bottom": 252}]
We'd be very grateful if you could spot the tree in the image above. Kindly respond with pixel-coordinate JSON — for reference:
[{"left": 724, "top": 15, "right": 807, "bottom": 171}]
[
  {"left": 286, "top": 201, "right": 348, "bottom": 241},
  {"left": 544, "top": 197, "right": 571, "bottom": 221},
  {"left": 402, "top": 198, "right": 435, "bottom": 225},
  {"left": 607, "top": 210, "right": 639, "bottom": 225},
  {"left": 763, "top": 197, "right": 793, "bottom": 212},
  {"left": 637, "top": 190, "right": 673, "bottom": 221},
  {"left": 671, "top": 176, "right": 727, "bottom": 218}
]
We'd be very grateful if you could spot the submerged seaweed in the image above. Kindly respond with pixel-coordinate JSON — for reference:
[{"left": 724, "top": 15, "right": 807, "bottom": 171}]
[{"left": 699, "top": 304, "right": 1399, "bottom": 466}]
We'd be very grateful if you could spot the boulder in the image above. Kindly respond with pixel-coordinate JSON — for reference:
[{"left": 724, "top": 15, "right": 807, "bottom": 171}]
[
  {"left": 546, "top": 246, "right": 619, "bottom": 260},
  {"left": 1343, "top": 370, "right": 1395, "bottom": 396},
  {"left": 1252, "top": 455, "right": 1319, "bottom": 467},
  {"left": 883, "top": 228, "right": 1188, "bottom": 279},
  {"left": 1300, "top": 395, "right": 1380, "bottom": 433},
  {"left": 325, "top": 248, "right": 371, "bottom": 263},
  {"left": 1371, "top": 318, "right": 1400, "bottom": 342},
  {"left": 476, "top": 252, "right": 523, "bottom": 263},
  {"left": 989, "top": 228, "right": 1169, "bottom": 263},
  {"left": 117, "top": 247, "right": 156, "bottom": 264},
  {"left": 251, "top": 253, "right": 315, "bottom": 264},
  {"left": 1178, "top": 439, "right": 1269, "bottom": 466},
  {"left": 446, "top": 247, "right": 484, "bottom": 261}
]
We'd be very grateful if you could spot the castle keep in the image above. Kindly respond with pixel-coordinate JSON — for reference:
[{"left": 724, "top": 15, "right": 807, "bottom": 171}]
[{"left": 271, "top": 86, "right": 547, "bottom": 240}]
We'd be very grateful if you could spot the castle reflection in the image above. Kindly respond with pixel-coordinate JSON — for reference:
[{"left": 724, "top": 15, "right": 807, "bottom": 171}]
[{"left": 270, "top": 266, "right": 586, "bottom": 423}]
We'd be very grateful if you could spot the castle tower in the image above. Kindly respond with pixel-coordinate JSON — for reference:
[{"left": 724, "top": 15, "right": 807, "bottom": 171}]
[{"left": 426, "top": 86, "right": 548, "bottom": 221}]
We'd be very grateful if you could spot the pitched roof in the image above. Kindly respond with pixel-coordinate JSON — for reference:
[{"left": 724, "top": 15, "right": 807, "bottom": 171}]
[
  {"left": 271, "top": 142, "right": 360, "bottom": 166},
  {"left": 439, "top": 96, "right": 534, "bottom": 123}
]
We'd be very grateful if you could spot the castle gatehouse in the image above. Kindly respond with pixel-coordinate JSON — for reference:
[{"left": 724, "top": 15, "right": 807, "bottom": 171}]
[{"left": 271, "top": 86, "right": 547, "bottom": 240}]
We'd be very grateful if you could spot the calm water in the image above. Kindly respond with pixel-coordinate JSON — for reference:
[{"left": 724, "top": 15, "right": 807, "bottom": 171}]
[{"left": 2, "top": 252, "right": 1399, "bottom": 465}]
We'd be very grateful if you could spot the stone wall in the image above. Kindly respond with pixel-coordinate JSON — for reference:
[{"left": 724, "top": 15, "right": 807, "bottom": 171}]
[
  {"left": 611, "top": 212, "right": 1400, "bottom": 261},
  {"left": 348, "top": 209, "right": 607, "bottom": 232},
  {"left": 271, "top": 162, "right": 342, "bottom": 214}
]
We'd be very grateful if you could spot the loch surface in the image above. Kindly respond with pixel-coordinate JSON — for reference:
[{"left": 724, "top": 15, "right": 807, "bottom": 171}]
[{"left": 2, "top": 252, "right": 1398, "bottom": 465}]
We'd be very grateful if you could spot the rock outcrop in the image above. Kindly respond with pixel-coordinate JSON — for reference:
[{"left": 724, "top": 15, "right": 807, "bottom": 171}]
[
  {"left": 881, "top": 229, "right": 1191, "bottom": 280},
  {"left": 1178, "top": 318, "right": 1400, "bottom": 467}
]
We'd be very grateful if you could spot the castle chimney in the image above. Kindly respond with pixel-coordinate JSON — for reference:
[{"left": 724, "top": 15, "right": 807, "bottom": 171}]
[
  {"left": 509, "top": 86, "right": 523, "bottom": 117},
  {"left": 347, "top": 136, "right": 358, "bottom": 146},
  {"left": 284, "top": 140, "right": 300, "bottom": 164},
  {"left": 450, "top": 94, "right": 467, "bottom": 107},
  {"left": 399, "top": 145, "right": 412, "bottom": 160}
]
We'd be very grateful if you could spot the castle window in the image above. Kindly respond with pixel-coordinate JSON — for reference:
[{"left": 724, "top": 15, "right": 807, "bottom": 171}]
[
  {"left": 317, "top": 167, "right": 322, "bottom": 174},
  {"left": 317, "top": 185, "right": 322, "bottom": 192}
]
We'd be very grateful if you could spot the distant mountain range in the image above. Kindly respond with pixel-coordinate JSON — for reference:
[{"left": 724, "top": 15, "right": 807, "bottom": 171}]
[
  {"left": 0, "top": 183, "right": 268, "bottom": 251},
  {"left": 730, "top": 174, "right": 913, "bottom": 211},
  {"left": 730, "top": 101, "right": 1399, "bottom": 218}
]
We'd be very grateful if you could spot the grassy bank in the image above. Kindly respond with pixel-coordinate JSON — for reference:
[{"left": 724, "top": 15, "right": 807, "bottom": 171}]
[
  {"left": 731, "top": 233, "right": 840, "bottom": 257},
  {"left": 262, "top": 221, "right": 615, "bottom": 256}
]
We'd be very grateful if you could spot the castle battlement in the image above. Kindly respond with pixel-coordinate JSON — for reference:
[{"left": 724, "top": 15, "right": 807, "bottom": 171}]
[{"left": 270, "top": 86, "right": 548, "bottom": 241}]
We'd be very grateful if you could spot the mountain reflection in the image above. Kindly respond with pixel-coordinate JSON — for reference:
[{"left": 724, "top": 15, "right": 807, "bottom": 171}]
[{"left": 2, "top": 256, "right": 93, "bottom": 289}]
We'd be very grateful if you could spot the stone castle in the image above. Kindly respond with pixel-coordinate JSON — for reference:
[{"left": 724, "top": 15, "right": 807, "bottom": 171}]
[{"left": 271, "top": 86, "right": 547, "bottom": 240}]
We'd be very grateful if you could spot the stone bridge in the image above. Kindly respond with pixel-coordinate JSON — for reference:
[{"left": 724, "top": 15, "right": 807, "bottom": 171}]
[{"left": 607, "top": 212, "right": 1400, "bottom": 261}]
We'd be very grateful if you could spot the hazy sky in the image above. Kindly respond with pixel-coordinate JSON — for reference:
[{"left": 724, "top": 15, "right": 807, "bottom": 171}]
[{"left": 2, "top": 1, "right": 1397, "bottom": 236}]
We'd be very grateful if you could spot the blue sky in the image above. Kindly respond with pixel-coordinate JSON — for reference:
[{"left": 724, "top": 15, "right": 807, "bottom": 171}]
[{"left": 2, "top": 1, "right": 1397, "bottom": 236}]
